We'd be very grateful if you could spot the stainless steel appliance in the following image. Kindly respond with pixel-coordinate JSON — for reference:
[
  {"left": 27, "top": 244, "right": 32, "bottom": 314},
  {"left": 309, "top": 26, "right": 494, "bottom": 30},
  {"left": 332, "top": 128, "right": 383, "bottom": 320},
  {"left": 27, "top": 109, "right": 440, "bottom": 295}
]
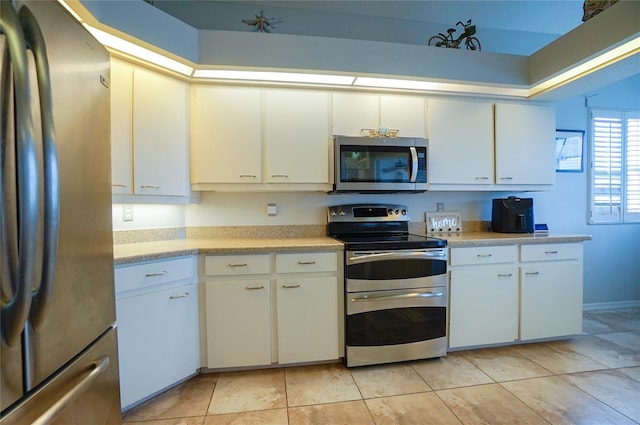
[
  {"left": 491, "top": 196, "right": 534, "bottom": 233},
  {"left": 327, "top": 204, "right": 448, "bottom": 367},
  {"left": 1, "top": 1, "right": 120, "bottom": 423},
  {"left": 332, "top": 136, "right": 428, "bottom": 193}
]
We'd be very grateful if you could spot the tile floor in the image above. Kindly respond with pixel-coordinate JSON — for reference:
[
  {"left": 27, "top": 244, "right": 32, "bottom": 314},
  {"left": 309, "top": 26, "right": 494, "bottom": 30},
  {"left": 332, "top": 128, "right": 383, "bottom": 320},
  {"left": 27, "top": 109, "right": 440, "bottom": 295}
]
[{"left": 122, "top": 308, "right": 640, "bottom": 425}]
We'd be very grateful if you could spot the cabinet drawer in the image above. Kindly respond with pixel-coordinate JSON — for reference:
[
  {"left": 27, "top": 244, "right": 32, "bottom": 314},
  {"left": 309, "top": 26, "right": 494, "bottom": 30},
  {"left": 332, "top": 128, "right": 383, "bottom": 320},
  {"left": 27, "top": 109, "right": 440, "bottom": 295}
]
[
  {"left": 276, "top": 252, "right": 337, "bottom": 273},
  {"left": 115, "top": 256, "right": 197, "bottom": 294},
  {"left": 520, "top": 243, "right": 582, "bottom": 262},
  {"left": 205, "top": 254, "right": 271, "bottom": 276},
  {"left": 450, "top": 245, "right": 517, "bottom": 266}
]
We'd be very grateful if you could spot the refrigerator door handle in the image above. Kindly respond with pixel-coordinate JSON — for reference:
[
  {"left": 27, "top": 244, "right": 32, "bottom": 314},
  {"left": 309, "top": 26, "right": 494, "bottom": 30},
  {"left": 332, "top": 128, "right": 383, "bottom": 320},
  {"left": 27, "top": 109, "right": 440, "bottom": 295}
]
[
  {"left": 31, "top": 356, "right": 110, "bottom": 425},
  {"left": 0, "top": 0, "right": 39, "bottom": 348},
  {"left": 19, "top": 5, "right": 59, "bottom": 330}
]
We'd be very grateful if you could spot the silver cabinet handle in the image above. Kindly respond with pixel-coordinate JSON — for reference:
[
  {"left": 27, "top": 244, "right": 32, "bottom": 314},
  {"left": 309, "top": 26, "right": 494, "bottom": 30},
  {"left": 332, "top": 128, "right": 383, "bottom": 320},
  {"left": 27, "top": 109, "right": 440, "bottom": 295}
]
[
  {"left": 245, "top": 286, "right": 264, "bottom": 290},
  {"left": 145, "top": 271, "right": 167, "bottom": 277},
  {"left": 500, "top": 177, "right": 514, "bottom": 181},
  {"left": 20, "top": 5, "right": 59, "bottom": 331},
  {"left": 297, "top": 261, "right": 316, "bottom": 265},
  {"left": 139, "top": 184, "right": 160, "bottom": 189},
  {"left": 477, "top": 254, "right": 493, "bottom": 258},
  {"left": 282, "top": 284, "right": 301, "bottom": 289},
  {"left": 498, "top": 273, "right": 513, "bottom": 277},
  {"left": 544, "top": 251, "right": 559, "bottom": 254},
  {"left": 475, "top": 177, "right": 489, "bottom": 180},
  {"left": 525, "top": 271, "right": 540, "bottom": 276},
  {"left": 239, "top": 174, "right": 256, "bottom": 178},
  {"left": 0, "top": 1, "right": 38, "bottom": 347},
  {"left": 169, "top": 292, "right": 189, "bottom": 299},
  {"left": 33, "top": 356, "right": 110, "bottom": 425},
  {"left": 271, "top": 174, "right": 288, "bottom": 178},
  {"left": 228, "top": 263, "right": 248, "bottom": 267},
  {"left": 112, "top": 184, "right": 127, "bottom": 188}
]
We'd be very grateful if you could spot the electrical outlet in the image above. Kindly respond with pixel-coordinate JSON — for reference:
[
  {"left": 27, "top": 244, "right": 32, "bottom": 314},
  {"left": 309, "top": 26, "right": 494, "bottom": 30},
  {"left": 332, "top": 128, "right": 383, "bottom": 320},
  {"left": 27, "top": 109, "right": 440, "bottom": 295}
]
[
  {"left": 436, "top": 202, "right": 444, "bottom": 212},
  {"left": 122, "top": 205, "right": 134, "bottom": 222},
  {"left": 267, "top": 203, "right": 277, "bottom": 216}
]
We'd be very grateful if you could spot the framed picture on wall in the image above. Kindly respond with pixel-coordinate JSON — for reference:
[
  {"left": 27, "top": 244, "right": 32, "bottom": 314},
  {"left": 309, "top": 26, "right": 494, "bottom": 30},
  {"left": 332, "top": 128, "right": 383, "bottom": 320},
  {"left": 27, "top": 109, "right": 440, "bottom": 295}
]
[{"left": 555, "top": 129, "right": 585, "bottom": 172}]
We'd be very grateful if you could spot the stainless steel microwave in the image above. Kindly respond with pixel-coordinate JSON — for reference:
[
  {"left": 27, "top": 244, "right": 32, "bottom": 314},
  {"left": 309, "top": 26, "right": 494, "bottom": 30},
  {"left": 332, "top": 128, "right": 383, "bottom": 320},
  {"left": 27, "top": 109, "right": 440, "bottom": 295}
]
[{"left": 332, "top": 136, "right": 428, "bottom": 193}]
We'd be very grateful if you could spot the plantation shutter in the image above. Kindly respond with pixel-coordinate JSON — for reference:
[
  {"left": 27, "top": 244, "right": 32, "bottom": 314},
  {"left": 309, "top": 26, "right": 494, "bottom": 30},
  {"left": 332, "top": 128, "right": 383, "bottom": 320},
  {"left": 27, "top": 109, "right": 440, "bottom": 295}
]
[{"left": 626, "top": 111, "right": 640, "bottom": 221}]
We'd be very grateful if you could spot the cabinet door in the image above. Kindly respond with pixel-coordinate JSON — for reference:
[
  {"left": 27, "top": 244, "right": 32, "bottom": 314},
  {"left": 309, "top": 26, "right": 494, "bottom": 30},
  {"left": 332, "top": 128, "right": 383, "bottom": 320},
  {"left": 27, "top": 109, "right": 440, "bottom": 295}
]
[
  {"left": 116, "top": 283, "right": 198, "bottom": 409},
  {"left": 205, "top": 280, "right": 271, "bottom": 368},
  {"left": 191, "top": 86, "right": 262, "bottom": 183},
  {"left": 427, "top": 99, "right": 494, "bottom": 184},
  {"left": 277, "top": 276, "right": 338, "bottom": 364},
  {"left": 332, "top": 92, "right": 379, "bottom": 136},
  {"left": 133, "top": 67, "right": 189, "bottom": 196},
  {"left": 110, "top": 58, "right": 133, "bottom": 194},
  {"left": 380, "top": 95, "right": 426, "bottom": 138},
  {"left": 449, "top": 266, "right": 518, "bottom": 348},
  {"left": 264, "top": 89, "right": 330, "bottom": 183},
  {"left": 495, "top": 103, "right": 556, "bottom": 185},
  {"left": 520, "top": 261, "right": 583, "bottom": 340}
]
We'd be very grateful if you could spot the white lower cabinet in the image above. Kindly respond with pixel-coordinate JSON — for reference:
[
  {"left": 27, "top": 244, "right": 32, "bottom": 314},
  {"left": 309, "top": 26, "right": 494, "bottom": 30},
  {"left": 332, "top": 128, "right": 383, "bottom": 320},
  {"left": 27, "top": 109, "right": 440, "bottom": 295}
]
[
  {"left": 448, "top": 243, "right": 584, "bottom": 349},
  {"left": 115, "top": 257, "right": 199, "bottom": 410},
  {"left": 520, "top": 243, "right": 583, "bottom": 340},
  {"left": 204, "top": 251, "right": 340, "bottom": 369},
  {"left": 277, "top": 276, "right": 338, "bottom": 364}
]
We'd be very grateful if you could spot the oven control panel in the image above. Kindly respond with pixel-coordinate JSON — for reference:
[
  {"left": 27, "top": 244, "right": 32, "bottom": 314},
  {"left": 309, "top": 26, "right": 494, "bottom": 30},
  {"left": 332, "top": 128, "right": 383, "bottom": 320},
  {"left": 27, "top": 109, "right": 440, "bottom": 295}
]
[{"left": 328, "top": 204, "right": 410, "bottom": 222}]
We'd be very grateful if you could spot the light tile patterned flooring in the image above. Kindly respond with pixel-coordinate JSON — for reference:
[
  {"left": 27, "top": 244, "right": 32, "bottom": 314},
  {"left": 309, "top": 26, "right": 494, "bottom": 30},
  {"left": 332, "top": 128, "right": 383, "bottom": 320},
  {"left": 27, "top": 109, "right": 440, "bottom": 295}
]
[{"left": 122, "top": 308, "right": 640, "bottom": 425}]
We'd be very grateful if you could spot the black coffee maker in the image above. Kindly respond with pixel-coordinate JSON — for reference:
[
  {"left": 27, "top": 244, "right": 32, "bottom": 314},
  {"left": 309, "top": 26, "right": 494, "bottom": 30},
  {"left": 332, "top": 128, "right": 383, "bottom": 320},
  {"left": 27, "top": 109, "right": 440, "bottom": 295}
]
[{"left": 491, "top": 197, "right": 534, "bottom": 233}]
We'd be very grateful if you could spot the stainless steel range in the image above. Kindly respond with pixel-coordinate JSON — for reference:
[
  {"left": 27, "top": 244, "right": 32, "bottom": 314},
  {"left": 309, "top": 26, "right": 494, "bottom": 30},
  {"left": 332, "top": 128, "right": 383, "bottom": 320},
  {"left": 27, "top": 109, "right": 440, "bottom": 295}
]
[{"left": 327, "top": 204, "right": 448, "bottom": 367}]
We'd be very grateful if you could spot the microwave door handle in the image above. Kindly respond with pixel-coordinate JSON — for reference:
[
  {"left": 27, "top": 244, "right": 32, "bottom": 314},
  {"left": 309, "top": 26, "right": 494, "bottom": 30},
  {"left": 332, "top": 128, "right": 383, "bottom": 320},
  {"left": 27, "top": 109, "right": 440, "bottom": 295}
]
[
  {"left": 20, "top": 6, "right": 59, "bottom": 330},
  {"left": 409, "top": 147, "right": 418, "bottom": 182},
  {"left": 0, "top": 1, "right": 39, "bottom": 347}
]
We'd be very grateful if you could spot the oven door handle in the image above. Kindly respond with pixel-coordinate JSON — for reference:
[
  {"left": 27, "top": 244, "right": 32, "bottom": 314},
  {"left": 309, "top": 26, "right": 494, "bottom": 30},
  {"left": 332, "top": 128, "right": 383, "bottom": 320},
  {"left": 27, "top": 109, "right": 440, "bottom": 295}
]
[
  {"left": 351, "top": 290, "right": 445, "bottom": 302},
  {"left": 348, "top": 250, "right": 446, "bottom": 264}
]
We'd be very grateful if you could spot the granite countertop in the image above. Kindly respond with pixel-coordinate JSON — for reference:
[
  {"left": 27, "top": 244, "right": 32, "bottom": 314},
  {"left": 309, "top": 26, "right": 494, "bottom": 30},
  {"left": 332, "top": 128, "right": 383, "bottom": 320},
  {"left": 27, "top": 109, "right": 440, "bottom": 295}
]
[
  {"left": 442, "top": 232, "right": 592, "bottom": 247},
  {"left": 113, "top": 237, "right": 344, "bottom": 265}
]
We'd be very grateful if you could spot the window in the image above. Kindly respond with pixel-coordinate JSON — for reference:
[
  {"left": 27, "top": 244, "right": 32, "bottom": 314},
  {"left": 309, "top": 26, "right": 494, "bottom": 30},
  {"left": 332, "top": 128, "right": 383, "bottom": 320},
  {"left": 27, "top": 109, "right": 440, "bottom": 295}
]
[{"left": 589, "top": 109, "right": 640, "bottom": 223}]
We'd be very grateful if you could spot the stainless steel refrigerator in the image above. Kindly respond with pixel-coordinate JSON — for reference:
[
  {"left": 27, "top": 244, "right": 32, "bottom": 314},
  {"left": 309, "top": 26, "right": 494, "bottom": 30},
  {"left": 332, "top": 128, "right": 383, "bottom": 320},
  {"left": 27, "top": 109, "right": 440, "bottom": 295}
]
[{"left": 1, "top": 0, "right": 121, "bottom": 423}]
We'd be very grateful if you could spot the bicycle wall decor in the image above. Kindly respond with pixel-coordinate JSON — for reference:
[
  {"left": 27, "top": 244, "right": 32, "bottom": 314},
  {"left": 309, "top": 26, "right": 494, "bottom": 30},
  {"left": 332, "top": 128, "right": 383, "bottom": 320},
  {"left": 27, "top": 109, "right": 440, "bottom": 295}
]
[{"left": 427, "top": 19, "right": 481, "bottom": 51}]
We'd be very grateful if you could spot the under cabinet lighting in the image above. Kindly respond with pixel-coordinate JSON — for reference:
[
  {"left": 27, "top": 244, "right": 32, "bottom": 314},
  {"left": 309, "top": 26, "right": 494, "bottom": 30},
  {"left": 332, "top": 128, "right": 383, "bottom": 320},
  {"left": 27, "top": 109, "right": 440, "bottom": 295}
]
[
  {"left": 354, "top": 77, "right": 530, "bottom": 98},
  {"left": 192, "top": 69, "right": 355, "bottom": 85},
  {"left": 83, "top": 25, "right": 194, "bottom": 76}
]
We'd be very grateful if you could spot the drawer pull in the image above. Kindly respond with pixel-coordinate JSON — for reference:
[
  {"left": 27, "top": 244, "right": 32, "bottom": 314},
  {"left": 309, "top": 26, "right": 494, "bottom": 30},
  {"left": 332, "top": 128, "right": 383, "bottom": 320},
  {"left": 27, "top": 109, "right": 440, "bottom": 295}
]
[
  {"left": 477, "top": 254, "right": 492, "bottom": 258},
  {"left": 500, "top": 177, "right": 513, "bottom": 181},
  {"left": 282, "top": 284, "right": 301, "bottom": 289},
  {"left": 245, "top": 286, "right": 264, "bottom": 290},
  {"left": 475, "top": 177, "right": 489, "bottom": 180},
  {"left": 498, "top": 273, "right": 513, "bottom": 277},
  {"left": 112, "top": 184, "right": 127, "bottom": 188},
  {"left": 271, "top": 174, "right": 289, "bottom": 178},
  {"left": 228, "top": 263, "right": 248, "bottom": 267},
  {"left": 297, "top": 261, "right": 317, "bottom": 265},
  {"left": 544, "top": 251, "right": 559, "bottom": 254},
  {"left": 239, "top": 174, "right": 256, "bottom": 178},
  {"left": 145, "top": 271, "right": 167, "bottom": 277},
  {"left": 525, "top": 272, "right": 540, "bottom": 276},
  {"left": 169, "top": 292, "right": 189, "bottom": 299},
  {"left": 139, "top": 184, "right": 160, "bottom": 189}
]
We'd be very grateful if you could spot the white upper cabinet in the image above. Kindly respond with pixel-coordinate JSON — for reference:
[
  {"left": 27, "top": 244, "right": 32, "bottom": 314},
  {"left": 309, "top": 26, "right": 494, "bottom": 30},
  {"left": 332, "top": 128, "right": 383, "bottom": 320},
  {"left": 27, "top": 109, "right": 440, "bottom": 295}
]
[
  {"left": 110, "top": 59, "right": 191, "bottom": 200},
  {"left": 133, "top": 67, "right": 190, "bottom": 196},
  {"left": 191, "top": 86, "right": 262, "bottom": 184},
  {"left": 494, "top": 103, "right": 556, "bottom": 186},
  {"left": 427, "top": 99, "right": 494, "bottom": 185},
  {"left": 110, "top": 58, "right": 134, "bottom": 195},
  {"left": 332, "top": 93, "right": 426, "bottom": 138},
  {"left": 264, "top": 89, "right": 330, "bottom": 184}
]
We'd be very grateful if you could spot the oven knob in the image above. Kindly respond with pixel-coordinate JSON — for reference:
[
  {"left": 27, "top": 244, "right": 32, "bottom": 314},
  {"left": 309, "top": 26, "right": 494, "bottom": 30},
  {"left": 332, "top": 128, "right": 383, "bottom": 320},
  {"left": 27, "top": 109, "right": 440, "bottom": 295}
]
[
  {"left": 401, "top": 209, "right": 407, "bottom": 215},
  {"left": 387, "top": 208, "right": 393, "bottom": 215},
  {"left": 338, "top": 209, "right": 346, "bottom": 216},
  {"left": 330, "top": 210, "right": 337, "bottom": 216},
  {"left": 394, "top": 209, "right": 400, "bottom": 215}
]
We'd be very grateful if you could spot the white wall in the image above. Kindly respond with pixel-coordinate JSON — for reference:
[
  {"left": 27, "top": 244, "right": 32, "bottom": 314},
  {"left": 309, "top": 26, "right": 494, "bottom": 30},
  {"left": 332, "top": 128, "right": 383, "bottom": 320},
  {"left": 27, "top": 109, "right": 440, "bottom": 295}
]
[{"left": 111, "top": 204, "right": 185, "bottom": 231}]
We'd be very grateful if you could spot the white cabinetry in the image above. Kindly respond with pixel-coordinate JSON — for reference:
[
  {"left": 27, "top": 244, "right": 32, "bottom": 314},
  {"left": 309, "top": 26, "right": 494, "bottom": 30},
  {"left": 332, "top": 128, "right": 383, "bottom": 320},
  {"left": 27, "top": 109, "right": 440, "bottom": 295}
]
[
  {"left": 519, "top": 243, "right": 583, "bottom": 340},
  {"left": 449, "top": 246, "right": 518, "bottom": 348},
  {"left": 190, "top": 86, "right": 331, "bottom": 191},
  {"left": 110, "top": 59, "right": 191, "bottom": 200},
  {"left": 448, "top": 242, "right": 584, "bottom": 350},
  {"left": 427, "top": 99, "right": 494, "bottom": 186},
  {"left": 332, "top": 93, "right": 426, "bottom": 138},
  {"left": 115, "top": 256, "right": 199, "bottom": 409},
  {"left": 495, "top": 103, "right": 556, "bottom": 186},
  {"left": 204, "top": 254, "right": 272, "bottom": 368},
  {"left": 203, "top": 251, "right": 339, "bottom": 369}
]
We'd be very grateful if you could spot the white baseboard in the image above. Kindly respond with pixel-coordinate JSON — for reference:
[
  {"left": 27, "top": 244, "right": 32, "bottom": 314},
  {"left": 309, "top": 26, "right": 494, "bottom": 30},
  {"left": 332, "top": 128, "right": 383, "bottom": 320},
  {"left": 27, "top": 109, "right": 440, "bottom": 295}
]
[{"left": 583, "top": 300, "right": 640, "bottom": 311}]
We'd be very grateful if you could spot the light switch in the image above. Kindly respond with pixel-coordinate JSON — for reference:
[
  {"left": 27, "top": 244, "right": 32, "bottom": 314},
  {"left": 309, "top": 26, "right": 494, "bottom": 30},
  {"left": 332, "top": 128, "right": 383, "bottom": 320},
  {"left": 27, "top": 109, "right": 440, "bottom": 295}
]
[
  {"left": 122, "top": 205, "right": 134, "bottom": 221},
  {"left": 267, "top": 203, "right": 277, "bottom": 216}
]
